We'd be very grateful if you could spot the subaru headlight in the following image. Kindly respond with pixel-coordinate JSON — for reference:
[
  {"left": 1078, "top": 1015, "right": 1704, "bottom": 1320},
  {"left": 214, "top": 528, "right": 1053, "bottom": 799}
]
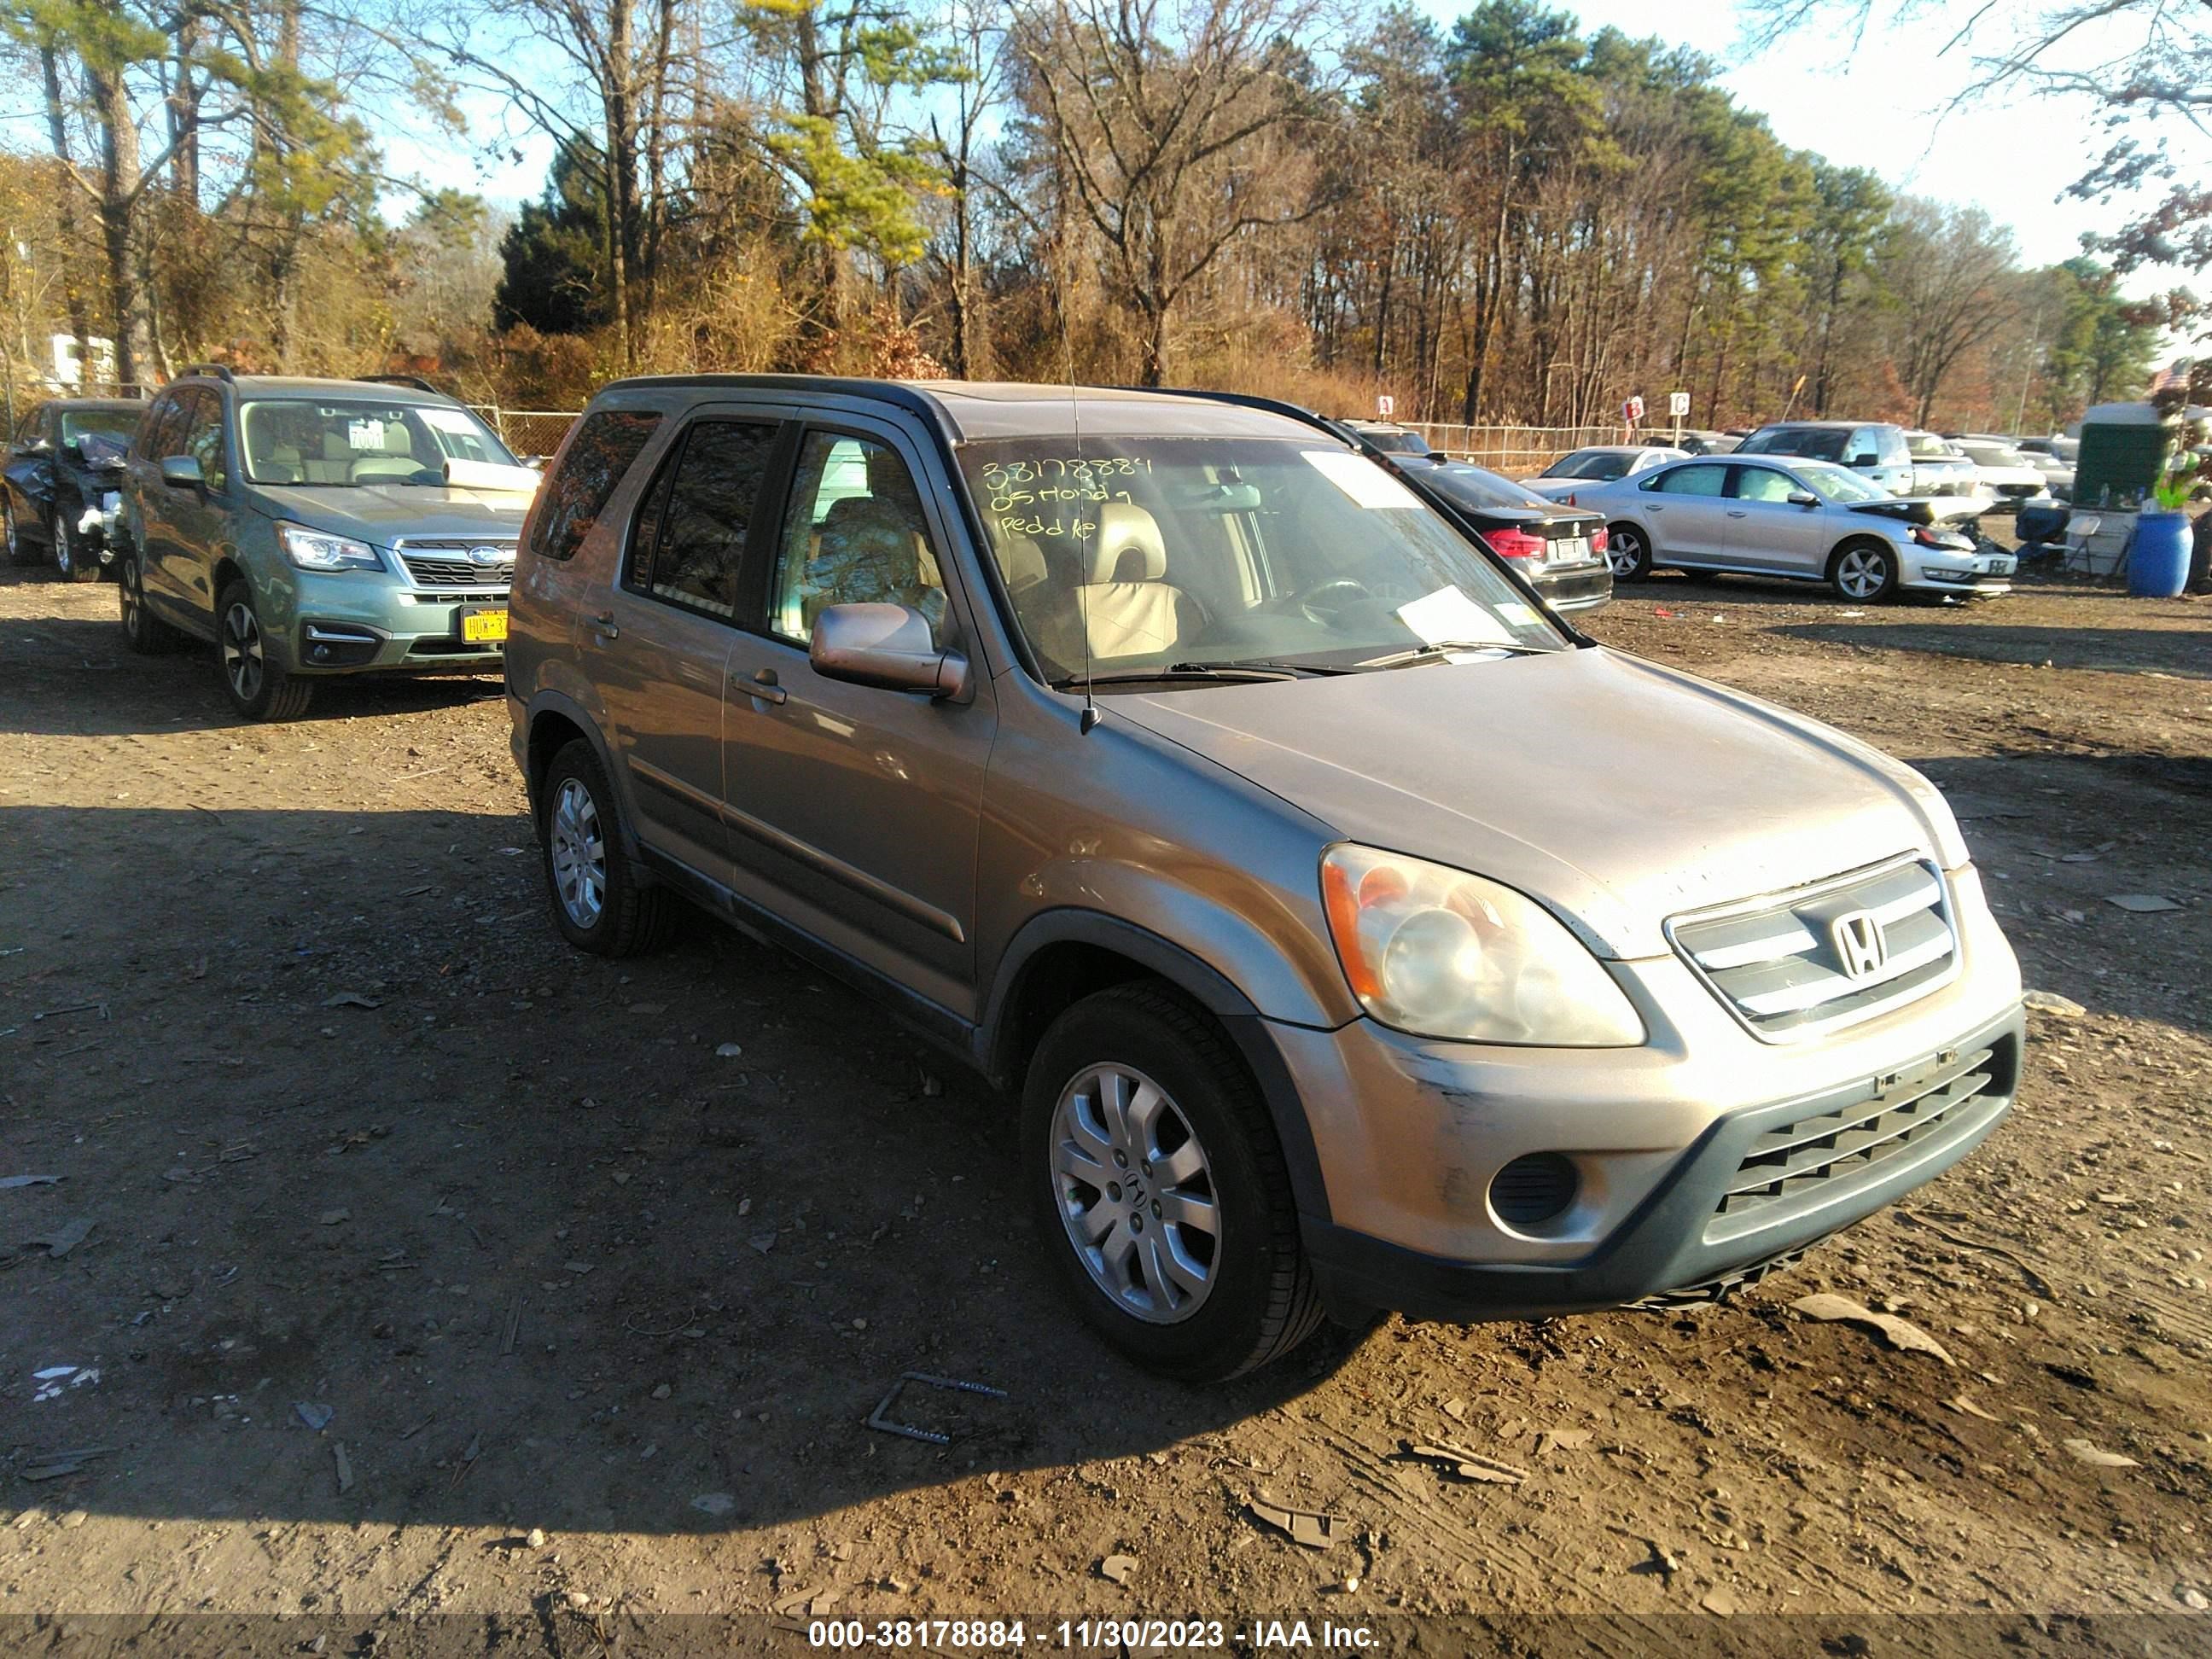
[
  {"left": 278, "top": 522, "right": 382, "bottom": 572},
  {"left": 1320, "top": 845, "right": 1644, "bottom": 1046}
]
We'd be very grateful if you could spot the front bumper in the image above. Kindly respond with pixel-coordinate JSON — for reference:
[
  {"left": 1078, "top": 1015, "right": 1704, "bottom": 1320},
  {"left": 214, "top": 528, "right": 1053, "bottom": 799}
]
[
  {"left": 1901, "top": 544, "right": 2014, "bottom": 596},
  {"left": 263, "top": 567, "right": 509, "bottom": 675},
  {"left": 1273, "top": 873, "right": 2026, "bottom": 1323}
]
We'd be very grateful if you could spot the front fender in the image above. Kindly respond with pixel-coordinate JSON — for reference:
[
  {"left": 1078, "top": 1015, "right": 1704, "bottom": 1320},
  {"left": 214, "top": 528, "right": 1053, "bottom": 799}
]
[{"left": 522, "top": 682, "right": 635, "bottom": 856}]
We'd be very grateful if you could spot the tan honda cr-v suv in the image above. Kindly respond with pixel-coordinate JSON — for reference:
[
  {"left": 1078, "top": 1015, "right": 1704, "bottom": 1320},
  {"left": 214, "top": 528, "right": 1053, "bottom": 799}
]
[{"left": 504, "top": 376, "right": 2026, "bottom": 1382}]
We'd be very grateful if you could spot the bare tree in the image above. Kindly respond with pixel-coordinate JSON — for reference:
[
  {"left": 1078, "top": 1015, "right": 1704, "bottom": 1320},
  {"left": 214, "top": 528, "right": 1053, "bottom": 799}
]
[
  {"left": 1009, "top": 0, "right": 1331, "bottom": 386},
  {"left": 1883, "top": 198, "right": 2020, "bottom": 427}
]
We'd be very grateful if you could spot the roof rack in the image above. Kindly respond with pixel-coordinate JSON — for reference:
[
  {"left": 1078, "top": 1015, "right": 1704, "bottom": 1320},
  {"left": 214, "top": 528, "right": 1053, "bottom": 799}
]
[
  {"left": 183, "top": 363, "right": 236, "bottom": 382},
  {"left": 362, "top": 373, "right": 443, "bottom": 394}
]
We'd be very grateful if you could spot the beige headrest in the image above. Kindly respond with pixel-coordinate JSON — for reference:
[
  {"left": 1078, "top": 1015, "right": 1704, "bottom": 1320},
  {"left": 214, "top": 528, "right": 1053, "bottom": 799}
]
[
  {"left": 384, "top": 422, "right": 414, "bottom": 454},
  {"left": 998, "top": 533, "right": 1047, "bottom": 593},
  {"left": 1086, "top": 502, "right": 1167, "bottom": 585}
]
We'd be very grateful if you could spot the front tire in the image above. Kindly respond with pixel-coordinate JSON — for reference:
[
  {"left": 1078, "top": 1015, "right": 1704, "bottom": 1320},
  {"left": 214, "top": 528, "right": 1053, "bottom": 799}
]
[
  {"left": 55, "top": 513, "right": 101, "bottom": 582},
  {"left": 1829, "top": 538, "right": 1899, "bottom": 602},
  {"left": 1605, "top": 522, "right": 1651, "bottom": 579},
  {"left": 218, "top": 578, "right": 314, "bottom": 720},
  {"left": 538, "top": 739, "right": 677, "bottom": 957},
  {"left": 1023, "top": 983, "right": 1324, "bottom": 1382}
]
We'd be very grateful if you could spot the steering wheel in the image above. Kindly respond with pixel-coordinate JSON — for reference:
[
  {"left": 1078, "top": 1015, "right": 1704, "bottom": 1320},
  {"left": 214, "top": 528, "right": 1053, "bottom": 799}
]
[{"left": 1297, "top": 578, "right": 1375, "bottom": 628}]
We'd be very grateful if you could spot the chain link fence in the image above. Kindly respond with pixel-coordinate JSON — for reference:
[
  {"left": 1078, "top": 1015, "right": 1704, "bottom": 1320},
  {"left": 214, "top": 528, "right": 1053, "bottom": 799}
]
[
  {"left": 468, "top": 407, "right": 579, "bottom": 461},
  {"left": 1403, "top": 423, "right": 1633, "bottom": 474}
]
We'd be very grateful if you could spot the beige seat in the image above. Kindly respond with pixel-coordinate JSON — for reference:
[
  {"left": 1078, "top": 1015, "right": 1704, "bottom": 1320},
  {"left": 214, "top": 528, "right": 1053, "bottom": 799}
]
[
  {"left": 1073, "top": 502, "right": 1202, "bottom": 661},
  {"left": 352, "top": 422, "right": 422, "bottom": 481}
]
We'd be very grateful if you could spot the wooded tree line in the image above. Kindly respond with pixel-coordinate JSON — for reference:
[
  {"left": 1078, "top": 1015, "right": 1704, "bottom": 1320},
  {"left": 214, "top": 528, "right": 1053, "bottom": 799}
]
[{"left": 2, "top": 0, "right": 2160, "bottom": 431}]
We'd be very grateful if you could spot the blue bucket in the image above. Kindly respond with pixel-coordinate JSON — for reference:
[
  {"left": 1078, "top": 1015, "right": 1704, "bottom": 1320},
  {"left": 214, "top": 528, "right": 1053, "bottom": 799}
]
[{"left": 2130, "top": 511, "right": 2191, "bottom": 597}]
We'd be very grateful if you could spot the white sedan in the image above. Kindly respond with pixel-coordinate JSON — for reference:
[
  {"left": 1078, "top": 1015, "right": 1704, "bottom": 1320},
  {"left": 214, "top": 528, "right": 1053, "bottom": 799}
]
[
  {"left": 1518, "top": 445, "right": 1687, "bottom": 499},
  {"left": 1556, "top": 454, "right": 2014, "bottom": 602}
]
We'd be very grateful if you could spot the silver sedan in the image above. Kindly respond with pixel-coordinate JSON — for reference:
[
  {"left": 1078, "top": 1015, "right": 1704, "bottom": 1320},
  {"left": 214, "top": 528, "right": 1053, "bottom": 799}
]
[{"left": 1545, "top": 454, "right": 2013, "bottom": 602}]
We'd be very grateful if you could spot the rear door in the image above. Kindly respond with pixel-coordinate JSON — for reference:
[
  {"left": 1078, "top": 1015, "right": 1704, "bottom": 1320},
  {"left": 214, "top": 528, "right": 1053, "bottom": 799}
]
[
  {"left": 1722, "top": 463, "right": 1830, "bottom": 574},
  {"left": 1637, "top": 461, "right": 1733, "bottom": 562},
  {"left": 128, "top": 393, "right": 191, "bottom": 607},
  {"left": 585, "top": 407, "right": 789, "bottom": 892},
  {"left": 719, "top": 417, "right": 997, "bottom": 1018}
]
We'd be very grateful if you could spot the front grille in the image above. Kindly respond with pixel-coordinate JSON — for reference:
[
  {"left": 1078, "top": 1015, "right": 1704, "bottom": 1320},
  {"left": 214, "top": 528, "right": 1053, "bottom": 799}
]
[
  {"left": 1704, "top": 1043, "right": 2005, "bottom": 1244},
  {"left": 1667, "top": 856, "right": 1956, "bottom": 1039},
  {"left": 398, "top": 538, "right": 516, "bottom": 589}
]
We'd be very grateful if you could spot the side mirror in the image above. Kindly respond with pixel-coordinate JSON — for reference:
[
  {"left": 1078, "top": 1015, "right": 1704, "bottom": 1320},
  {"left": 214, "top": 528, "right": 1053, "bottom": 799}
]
[
  {"left": 1787, "top": 490, "right": 1819, "bottom": 507},
  {"left": 810, "top": 602, "right": 971, "bottom": 702},
  {"left": 160, "top": 455, "right": 205, "bottom": 491},
  {"left": 1848, "top": 452, "right": 1877, "bottom": 469}
]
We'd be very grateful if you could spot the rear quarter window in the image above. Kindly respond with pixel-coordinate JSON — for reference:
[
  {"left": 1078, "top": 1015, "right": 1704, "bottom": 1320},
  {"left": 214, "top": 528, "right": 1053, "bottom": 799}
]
[{"left": 529, "top": 410, "right": 664, "bottom": 562}]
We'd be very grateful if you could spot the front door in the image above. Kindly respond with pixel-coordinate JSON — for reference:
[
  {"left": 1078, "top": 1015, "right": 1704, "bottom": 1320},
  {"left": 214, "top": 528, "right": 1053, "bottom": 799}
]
[
  {"left": 720, "top": 421, "right": 997, "bottom": 1020},
  {"left": 585, "top": 413, "right": 786, "bottom": 892},
  {"left": 1722, "top": 463, "right": 1831, "bottom": 575}
]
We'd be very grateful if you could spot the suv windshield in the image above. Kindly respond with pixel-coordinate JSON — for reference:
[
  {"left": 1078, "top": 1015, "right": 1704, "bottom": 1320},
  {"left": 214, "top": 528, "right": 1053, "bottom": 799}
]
[
  {"left": 60, "top": 409, "right": 141, "bottom": 445},
  {"left": 959, "top": 436, "right": 1564, "bottom": 683},
  {"left": 1743, "top": 428, "right": 1848, "bottom": 461},
  {"left": 239, "top": 399, "right": 517, "bottom": 486}
]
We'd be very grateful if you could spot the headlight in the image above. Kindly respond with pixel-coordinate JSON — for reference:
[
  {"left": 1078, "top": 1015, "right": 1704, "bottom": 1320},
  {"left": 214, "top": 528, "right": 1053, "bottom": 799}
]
[
  {"left": 1320, "top": 844, "right": 1644, "bottom": 1046},
  {"left": 278, "top": 522, "right": 382, "bottom": 572}
]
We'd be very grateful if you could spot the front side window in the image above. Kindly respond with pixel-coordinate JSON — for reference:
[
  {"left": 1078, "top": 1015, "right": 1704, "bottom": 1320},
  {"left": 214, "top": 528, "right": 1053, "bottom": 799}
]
[
  {"left": 239, "top": 399, "right": 517, "bottom": 487},
  {"left": 1646, "top": 463, "right": 1727, "bottom": 496},
  {"left": 1729, "top": 467, "right": 1798, "bottom": 503},
  {"left": 180, "top": 391, "right": 230, "bottom": 492},
  {"left": 958, "top": 436, "right": 1564, "bottom": 683},
  {"left": 626, "top": 420, "right": 779, "bottom": 619},
  {"left": 529, "top": 410, "right": 662, "bottom": 562},
  {"left": 770, "top": 433, "right": 948, "bottom": 643}
]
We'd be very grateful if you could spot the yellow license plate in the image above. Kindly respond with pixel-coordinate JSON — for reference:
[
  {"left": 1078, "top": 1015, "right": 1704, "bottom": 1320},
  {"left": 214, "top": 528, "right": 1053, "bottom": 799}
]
[{"left": 463, "top": 610, "right": 509, "bottom": 643}]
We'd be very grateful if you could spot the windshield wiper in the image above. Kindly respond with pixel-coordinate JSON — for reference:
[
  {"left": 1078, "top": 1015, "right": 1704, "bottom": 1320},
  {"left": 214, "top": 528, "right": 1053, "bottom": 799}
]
[
  {"left": 1051, "top": 661, "right": 1312, "bottom": 690},
  {"left": 1354, "top": 641, "right": 1557, "bottom": 670}
]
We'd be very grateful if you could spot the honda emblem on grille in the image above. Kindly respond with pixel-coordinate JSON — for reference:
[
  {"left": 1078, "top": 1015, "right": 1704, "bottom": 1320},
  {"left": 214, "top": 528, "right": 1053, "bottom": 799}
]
[
  {"left": 1831, "top": 910, "right": 1888, "bottom": 979},
  {"left": 467, "top": 545, "right": 505, "bottom": 568}
]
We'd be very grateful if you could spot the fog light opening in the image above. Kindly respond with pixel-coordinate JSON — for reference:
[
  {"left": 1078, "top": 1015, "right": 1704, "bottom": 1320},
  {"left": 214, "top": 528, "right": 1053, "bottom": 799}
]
[{"left": 1489, "top": 1152, "right": 1580, "bottom": 1229}]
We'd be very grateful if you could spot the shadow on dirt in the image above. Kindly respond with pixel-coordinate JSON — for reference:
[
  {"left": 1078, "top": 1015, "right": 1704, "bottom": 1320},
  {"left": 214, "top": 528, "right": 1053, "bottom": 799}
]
[
  {"left": 2, "top": 797, "right": 1365, "bottom": 1538},
  {"left": 0, "top": 610, "right": 504, "bottom": 733},
  {"left": 1776, "top": 620, "right": 2212, "bottom": 679}
]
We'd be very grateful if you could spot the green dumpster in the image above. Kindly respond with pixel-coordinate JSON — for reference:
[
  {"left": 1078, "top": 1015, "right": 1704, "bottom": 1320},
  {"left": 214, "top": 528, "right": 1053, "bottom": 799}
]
[{"left": 2074, "top": 401, "right": 2172, "bottom": 509}]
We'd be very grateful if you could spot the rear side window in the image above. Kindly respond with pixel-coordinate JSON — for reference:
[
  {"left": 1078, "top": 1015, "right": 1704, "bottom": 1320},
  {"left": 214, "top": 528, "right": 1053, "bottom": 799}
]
[
  {"left": 1646, "top": 463, "right": 1727, "bottom": 496},
  {"left": 530, "top": 410, "right": 662, "bottom": 562},
  {"left": 626, "top": 420, "right": 779, "bottom": 618}
]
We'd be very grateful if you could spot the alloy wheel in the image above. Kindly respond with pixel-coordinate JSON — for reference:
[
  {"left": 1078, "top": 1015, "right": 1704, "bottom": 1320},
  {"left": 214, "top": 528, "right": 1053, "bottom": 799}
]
[
  {"left": 222, "top": 600, "right": 265, "bottom": 704},
  {"left": 550, "top": 777, "right": 607, "bottom": 929},
  {"left": 1607, "top": 529, "right": 1644, "bottom": 578},
  {"left": 119, "top": 555, "right": 143, "bottom": 637},
  {"left": 55, "top": 524, "right": 77, "bottom": 578},
  {"left": 1050, "top": 1062, "right": 1220, "bottom": 1324},
  {"left": 1836, "top": 546, "right": 1889, "bottom": 600}
]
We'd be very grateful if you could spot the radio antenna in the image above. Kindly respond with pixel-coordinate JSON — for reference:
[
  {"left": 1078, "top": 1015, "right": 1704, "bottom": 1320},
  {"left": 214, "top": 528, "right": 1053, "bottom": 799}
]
[{"left": 1056, "top": 255, "right": 1100, "bottom": 735}]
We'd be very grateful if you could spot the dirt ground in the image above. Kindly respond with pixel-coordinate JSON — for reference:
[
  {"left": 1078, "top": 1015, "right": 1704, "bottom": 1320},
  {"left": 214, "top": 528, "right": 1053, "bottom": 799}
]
[{"left": 2, "top": 560, "right": 2209, "bottom": 1655}]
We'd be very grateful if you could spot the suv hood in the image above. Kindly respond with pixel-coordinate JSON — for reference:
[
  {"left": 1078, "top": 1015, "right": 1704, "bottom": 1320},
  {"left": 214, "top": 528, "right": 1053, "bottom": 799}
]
[
  {"left": 1112, "top": 649, "right": 1965, "bottom": 959},
  {"left": 253, "top": 483, "right": 532, "bottom": 544}
]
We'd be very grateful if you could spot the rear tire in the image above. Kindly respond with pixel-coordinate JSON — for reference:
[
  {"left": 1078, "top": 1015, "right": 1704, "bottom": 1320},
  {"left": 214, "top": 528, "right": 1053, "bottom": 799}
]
[
  {"left": 218, "top": 579, "right": 314, "bottom": 720},
  {"left": 538, "top": 738, "right": 677, "bottom": 958},
  {"left": 118, "top": 544, "right": 189, "bottom": 654},
  {"left": 4, "top": 500, "right": 43, "bottom": 568},
  {"left": 1828, "top": 538, "right": 1899, "bottom": 602},
  {"left": 1022, "top": 982, "right": 1324, "bottom": 1382},
  {"left": 1605, "top": 522, "right": 1651, "bottom": 579}
]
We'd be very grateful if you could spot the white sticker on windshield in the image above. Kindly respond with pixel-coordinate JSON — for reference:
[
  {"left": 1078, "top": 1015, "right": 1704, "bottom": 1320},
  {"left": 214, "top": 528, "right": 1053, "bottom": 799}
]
[
  {"left": 422, "top": 408, "right": 479, "bottom": 434},
  {"left": 1397, "top": 586, "right": 1512, "bottom": 648},
  {"left": 1301, "top": 449, "right": 1423, "bottom": 509},
  {"left": 345, "top": 419, "right": 385, "bottom": 451},
  {"left": 1495, "top": 601, "right": 1540, "bottom": 630}
]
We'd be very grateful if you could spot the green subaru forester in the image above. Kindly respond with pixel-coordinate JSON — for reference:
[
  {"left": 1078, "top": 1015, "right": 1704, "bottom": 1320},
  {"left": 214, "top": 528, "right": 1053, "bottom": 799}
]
[{"left": 114, "top": 368, "right": 541, "bottom": 719}]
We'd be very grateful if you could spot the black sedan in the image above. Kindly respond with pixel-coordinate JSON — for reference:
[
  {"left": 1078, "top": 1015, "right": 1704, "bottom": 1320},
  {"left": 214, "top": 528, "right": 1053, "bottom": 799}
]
[
  {"left": 4, "top": 397, "right": 146, "bottom": 581},
  {"left": 1387, "top": 457, "right": 1614, "bottom": 613}
]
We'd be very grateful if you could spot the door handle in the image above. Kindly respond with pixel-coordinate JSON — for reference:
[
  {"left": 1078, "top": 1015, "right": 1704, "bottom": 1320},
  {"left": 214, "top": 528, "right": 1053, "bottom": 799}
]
[
  {"left": 1726, "top": 509, "right": 1748, "bottom": 518},
  {"left": 588, "top": 609, "right": 619, "bottom": 640},
  {"left": 733, "top": 667, "right": 787, "bottom": 706}
]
